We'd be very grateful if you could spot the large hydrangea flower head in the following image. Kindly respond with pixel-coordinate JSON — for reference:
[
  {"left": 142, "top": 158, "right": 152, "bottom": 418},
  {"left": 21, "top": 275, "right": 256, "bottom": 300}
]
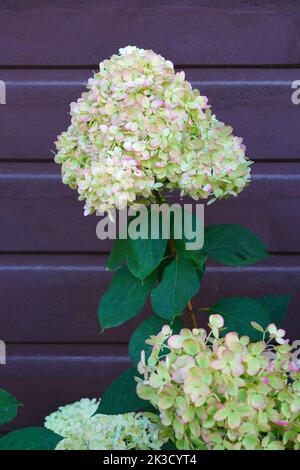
[
  {"left": 44, "top": 398, "right": 164, "bottom": 450},
  {"left": 137, "top": 317, "right": 300, "bottom": 450},
  {"left": 55, "top": 46, "right": 251, "bottom": 215}
]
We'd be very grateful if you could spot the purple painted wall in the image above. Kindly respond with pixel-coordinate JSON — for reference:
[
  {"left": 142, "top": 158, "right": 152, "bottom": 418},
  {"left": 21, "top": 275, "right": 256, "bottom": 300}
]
[{"left": 0, "top": 0, "right": 300, "bottom": 429}]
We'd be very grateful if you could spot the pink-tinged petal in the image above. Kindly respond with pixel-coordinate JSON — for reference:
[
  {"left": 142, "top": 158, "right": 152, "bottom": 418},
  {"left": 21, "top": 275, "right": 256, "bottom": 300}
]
[
  {"left": 231, "top": 359, "right": 244, "bottom": 377},
  {"left": 100, "top": 124, "right": 108, "bottom": 133},
  {"left": 123, "top": 141, "right": 132, "bottom": 151},
  {"left": 211, "top": 359, "right": 223, "bottom": 370},
  {"left": 182, "top": 172, "right": 190, "bottom": 183},
  {"left": 261, "top": 377, "right": 270, "bottom": 384},
  {"left": 172, "top": 370, "right": 183, "bottom": 384},
  {"left": 203, "top": 184, "right": 212, "bottom": 193},
  {"left": 200, "top": 432, "right": 210, "bottom": 444},
  {"left": 167, "top": 335, "right": 184, "bottom": 350},
  {"left": 277, "top": 337, "right": 287, "bottom": 345},
  {"left": 150, "top": 138, "right": 160, "bottom": 148},
  {"left": 250, "top": 394, "right": 265, "bottom": 410},
  {"left": 291, "top": 398, "right": 300, "bottom": 413},
  {"left": 267, "top": 362, "right": 276, "bottom": 373},
  {"left": 141, "top": 150, "right": 150, "bottom": 160},
  {"left": 151, "top": 99, "right": 164, "bottom": 109},
  {"left": 216, "top": 346, "right": 226, "bottom": 359},
  {"left": 209, "top": 314, "right": 224, "bottom": 329},
  {"left": 161, "top": 325, "right": 172, "bottom": 335},
  {"left": 132, "top": 142, "right": 146, "bottom": 152},
  {"left": 274, "top": 420, "right": 288, "bottom": 427},
  {"left": 190, "top": 391, "right": 200, "bottom": 403},
  {"left": 225, "top": 332, "right": 240, "bottom": 351},
  {"left": 289, "top": 361, "right": 300, "bottom": 372},
  {"left": 267, "top": 323, "right": 277, "bottom": 335}
]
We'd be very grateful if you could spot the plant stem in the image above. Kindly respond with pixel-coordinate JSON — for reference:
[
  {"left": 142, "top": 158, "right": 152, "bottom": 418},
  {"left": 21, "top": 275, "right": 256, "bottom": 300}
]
[
  {"left": 187, "top": 300, "right": 198, "bottom": 329},
  {"left": 168, "top": 237, "right": 177, "bottom": 258}
]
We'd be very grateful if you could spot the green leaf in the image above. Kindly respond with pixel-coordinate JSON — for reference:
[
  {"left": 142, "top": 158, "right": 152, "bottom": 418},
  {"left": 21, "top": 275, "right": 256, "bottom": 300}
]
[
  {"left": 98, "top": 265, "right": 156, "bottom": 330},
  {"left": 256, "top": 294, "right": 292, "bottom": 327},
  {"left": 107, "top": 238, "right": 128, "bottom": 270},
  {"left": 185, "top": 251, "right": 206, "bottom": 271},
  {"left": 185, "top": 252, "right": 207, "bottom": 282},
  {"left": 0, "top": 390, "right": 21, "bottom": 427},
  {"left": 175, "top": 239, "right": 207, "bottom": 278},
  {"left": 151, "top": 258, "right": 199, "bottom": 320},
  {"left": 127, "top": 210, "right": 167, "bottom": 279},
  {"left": 96, "top": 368, "right": 153, "bottom": 415},
  {"left": 203, "top": 224, "right": 269, "bottom": 266},
  {"left": 210, "top": 296, "right": 271, "bottom": 341},
  {"left": 106, "top": 214, "right": 137, "bottom": 270},
  {"left": 129, "top": 315, "right": 184, "bottom": 367},
  {"left": 0, "top": 427, "right": 62, "bottom": 450},
  {"left": 251, "top": 321, "right": 265, "bottom": 333},
  {"left": 127, "top": 236, "right": 167, "bottom": 279},
  {"left": 157, "top": 253, "right": 173, "bottom": 283}
]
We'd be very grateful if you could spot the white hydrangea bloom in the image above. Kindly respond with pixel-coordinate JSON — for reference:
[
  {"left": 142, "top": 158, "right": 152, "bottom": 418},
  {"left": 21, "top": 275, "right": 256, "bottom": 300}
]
[
  {"left": 44, "top": 398, "right": 164, "bottom": 450},
  {"left": 55, "top": 46, "right": 251, "bottom": 215}
]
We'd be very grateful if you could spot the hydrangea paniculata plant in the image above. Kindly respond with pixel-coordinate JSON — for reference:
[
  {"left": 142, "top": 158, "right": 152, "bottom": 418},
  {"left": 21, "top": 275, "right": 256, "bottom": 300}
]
[
  {"left": 0, "top": 48, "right": 291, "bottom": 453},
  {"left": 55, "top": 46, "right": 251, "bottom": 215},
  {"left": 136, "top": 316, "right": 300, "bottom": 450},
  {"left": 45, "top": 398, "right": 164, "bottom": 450}
]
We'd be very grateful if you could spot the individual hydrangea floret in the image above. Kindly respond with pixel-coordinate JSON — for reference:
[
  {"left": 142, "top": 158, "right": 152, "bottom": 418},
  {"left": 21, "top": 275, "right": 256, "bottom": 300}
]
[
  {"left": 137, "top": 316, "right": 300, "bottom": 450},
  {"left": 55, "top": 46, "right": 251, "bottom": 215},
  {"left": 44, "top": 398, "right": 164, "bottom": 450}
]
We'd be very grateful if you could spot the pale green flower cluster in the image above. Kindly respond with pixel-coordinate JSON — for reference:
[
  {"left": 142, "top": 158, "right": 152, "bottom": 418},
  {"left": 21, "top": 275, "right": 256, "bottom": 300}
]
[
  {"left": 55, "top": 46, "right": 251, "bottom": 215},
  {"left": 44, "top": 398, "right": 164, "bottom": 450},
  {"left": 137, "top": 316, "right": 300, "bottom": 450}
]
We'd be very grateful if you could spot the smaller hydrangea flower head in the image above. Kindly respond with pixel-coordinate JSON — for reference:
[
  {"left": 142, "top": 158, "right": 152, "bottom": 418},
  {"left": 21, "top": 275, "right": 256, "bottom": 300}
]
[
  {"left": 55, "top": 46, "right": 251, "bottom": 215},
  {"left": 137, "top": 318, "right": 300, "bottom": 450},
  {"left": 44, "top": 398, "right": 164, "bottom": 450}
]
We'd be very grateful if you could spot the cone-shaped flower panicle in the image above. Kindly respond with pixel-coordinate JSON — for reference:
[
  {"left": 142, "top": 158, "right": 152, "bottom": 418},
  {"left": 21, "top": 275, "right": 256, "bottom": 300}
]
[{"left": 55, "top": 46, "right": 251, "bottom": 215}]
